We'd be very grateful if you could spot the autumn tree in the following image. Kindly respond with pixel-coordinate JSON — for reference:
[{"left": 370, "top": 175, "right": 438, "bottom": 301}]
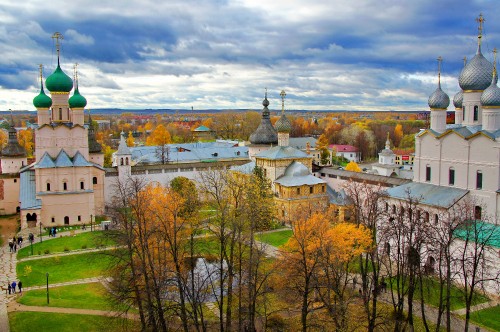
[
  {"left": 316, "top": 134, "right": 331, "bottom": 165},
  {"left": 18, "top": 129, "right": 34, "bottom": 157},
  {"left": 126, "top": 131, "right": 135, "bottom": 147},
  {"left": 345, "top": 161, "right": 362, "bottom": 172},
  {"left": 393, "top": 124, "right": 403, "bottom": 147},
  {"left": 146, "top": 124, "right": 172, "bottom": 164},
  {"left": 0, "top": 130, "right": 7, "bottom": 150},
  {"left": 398, "top": 134, "right": 415, "bottom": 149}
]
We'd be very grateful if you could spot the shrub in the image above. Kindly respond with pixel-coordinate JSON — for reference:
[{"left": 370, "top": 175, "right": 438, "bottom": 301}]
[
  {"left": 38, "top": 251, "right": 41, "bottom": 255},
  {"left": 81, "top": 244, "right": 87, "bottom": 250},
  {"left": 44, "top": 249, "right": 50, "bottom": 255},
  {"left": 64, "top": 247, "right": 70, "bottom": 252}
]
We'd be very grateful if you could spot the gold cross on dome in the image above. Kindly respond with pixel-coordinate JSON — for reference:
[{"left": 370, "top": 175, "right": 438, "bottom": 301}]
[
  {"left": 476, "top": 13, "right": 485, "bottom": 37},
  {"left": 51, "top": 32, "right": 64, "bottom": 60}
]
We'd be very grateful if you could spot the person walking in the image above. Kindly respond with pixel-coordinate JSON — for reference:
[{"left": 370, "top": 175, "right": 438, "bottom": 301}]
[
  {"left": 18, "top": 281, "right": 22, "bottom": 293},
  {"left": 8, "top": 240, "right": 13, "bottom": 253},
  {"left": 13, "top": 242, "right": 17, "bottom": 253},
  {"left": 11, "top": 281, "right": 16, "bottom": 294},
  {"left": 7, "top": 283, "right": 11, "bottom": 295}
]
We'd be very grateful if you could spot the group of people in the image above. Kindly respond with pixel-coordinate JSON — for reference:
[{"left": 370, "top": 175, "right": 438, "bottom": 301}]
[
  {"left": 49, "top": 227, "right": 57, "bottom": 237},
  {"left": 7, "top": 280, "right": 22, "bottom": 294},
  {"left": 8, "top": 236, "right": 23, "bottom": 253}
]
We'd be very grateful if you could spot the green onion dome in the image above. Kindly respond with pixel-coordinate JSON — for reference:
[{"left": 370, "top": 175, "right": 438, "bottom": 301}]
[
  {"left": 33, "top": 84, "right": 52, "bottom": 109},
  {"left": 46, "top": 64, "right": 73, "bottom": 92},
  {"left": 69, "top": 87, "right": 87, "bottom": 108}
]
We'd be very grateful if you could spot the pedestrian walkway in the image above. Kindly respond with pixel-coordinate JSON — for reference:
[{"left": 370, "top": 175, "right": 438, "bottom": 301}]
[
  {"left": 7, "top": 302, "right": 139, "bottom": 321},
  {"left": 0, "top": 240, "right": 17, "bottom": 332},
  {"left": 18, "top": 246, "right": 124, "bottom": 262},
  {"left": 23, "top": 277, "right": 104, "bottom": 292}
]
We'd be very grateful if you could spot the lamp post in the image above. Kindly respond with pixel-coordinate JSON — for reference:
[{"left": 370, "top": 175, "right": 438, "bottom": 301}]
[
  {"left": 90, "top": 214, "right": 93, "bottom": 232},
  {"left": 39, "top": 222, "right": 43, "bottom": 243},
  {"left": 30, "top": 234, "right": 33, "bottom": 256},
  {"left": 46, "top": 273, "right": 49, "bottom": 304}
]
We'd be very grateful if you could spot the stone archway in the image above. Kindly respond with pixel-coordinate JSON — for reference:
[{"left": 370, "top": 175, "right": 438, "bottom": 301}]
[
  {"left": 64, "top": 216, "right": 70, "bottom": 225},
  {"left": 26, "top": 213, "right": 37, "bottom": 228}
]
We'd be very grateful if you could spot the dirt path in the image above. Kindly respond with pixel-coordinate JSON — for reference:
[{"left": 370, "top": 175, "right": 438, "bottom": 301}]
[{"left": 7, "top": 302, "right": 139, "bottom": 320}]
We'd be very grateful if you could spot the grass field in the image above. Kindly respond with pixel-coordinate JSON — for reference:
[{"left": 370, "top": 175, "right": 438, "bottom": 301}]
[
  {"left": 255, "top": 229, "right": 293, "bottom": 247},
  {"left": 18, "top": 282, "right": 117, "bottom": 311},
  {"left": 16, "top": 251, "right": 117, "bottom": 287},
  {"left": 9, "top": 311, "right": 139, "bottom": 332},
  {"left": 17, "top": 231, "right": 117, "bottom": 259},
  {"left": 468, "top": 305, "right": 500, "bottom": 331},
  {"left": 389, "top": 277, "right": 489, "bottom": 311}
]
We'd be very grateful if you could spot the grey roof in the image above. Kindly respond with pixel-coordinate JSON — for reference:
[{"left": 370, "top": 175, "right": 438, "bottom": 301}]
[
  {"left": 317, "top": 167, "right": 410, "bottom": 187},
  {"left": 255, "top": 145, "right": 310, "bottom": 160},
  {"left": 54, "top": 150, "right": 73, "bottom": 167},
  {"left": 459, "top": 45, "right": 494, "bottom": 91},
  {"left": 385, "top": 182, "right": 468, "bottom": 209},
  {"left": 116, "top": 133, "right": 131, "bottom": 155},
  {"left": 230, "top": 161, "right": 256, "bottom": 174},
  {"left": 420, "top": 124, "right": 500, "bottom": 140},
  {"left": 289, "top": 137, "right": 317, "bottom": 150},
  {"left": 453, "top": 90, "right": 463, "bottom": 108},
  {"left": 20, "top": 168, "right": 41, "bottom": 210},
  {"left": 327, "top": 186, "right": 352, "bottom": 206},
  {"left": 379, "top": 148, "right": 395, "bottom": 156},
  {"left": 35, "top": 150, "right": 97, "bottom": 169},
  {"left": 249, "top": 94, "right": 278, "bottom": 145},
  {"left": 275, "top": 113, "right": 292, "bottom": 133},
  {"left": 274, "top": 161, "right": 325, "bottom": 186},
  {"left": 428, "top": 83, "right": 450, "bottom": 109},
  {"left": 129, "top": 142, "right": 249, "bottom": 165}
]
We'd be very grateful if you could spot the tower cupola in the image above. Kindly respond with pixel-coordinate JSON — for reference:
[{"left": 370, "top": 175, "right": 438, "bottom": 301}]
[
  {"left": 33, "top": 66, "right": 52, "bottom": 109},
  {"left": 429, "top": 56, "right": 449, "bottom": 132},
  {"left": 249, "top": 89, "right": 278, "bottom": 145}
]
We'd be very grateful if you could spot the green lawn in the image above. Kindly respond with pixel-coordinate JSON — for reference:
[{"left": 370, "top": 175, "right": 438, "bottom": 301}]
[
  {"left": 18, "top": 282, "right": 117, "bottom": 311},
  {"left": 18, "top": 231, "right": 116, "bottom": 259},
  {"left": 468, "top": 305, "right": 500, "bottom": 332},
  {"left": 9, "top": 311, "right": 138, "bottom": 332},
  {"left": 255, "top": 229, "right": 293, "bottom": 247},
  {"left": 389, "top": 277, "right": 489, "bottom": 311},
  {"left": 17, "top": 251, "right": 117, "bottom": 287}
]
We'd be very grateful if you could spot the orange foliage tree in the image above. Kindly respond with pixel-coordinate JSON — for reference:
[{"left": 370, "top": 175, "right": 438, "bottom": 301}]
[
  {"left": 345, "top": 161, "right": 362, "bottom": 172},
  {"left": 18, "top": 129, "right": 34, "bottom": 157}
]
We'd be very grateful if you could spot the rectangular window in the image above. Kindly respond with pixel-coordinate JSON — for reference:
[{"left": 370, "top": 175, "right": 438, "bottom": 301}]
[
  {"left": 309, "top": 187, "right": 313, "bottom": 194},
  {"left": 449, "top": 168, "right": 455, "bottom": 186},
  {"left": 51, "top": 218, "right": 55, "bottom": 223},
  {"left": 425, "top": 166, "right": 431, "bottom": 182},
  {"left": 297, "top": 188, "right": 300, "bottom": 195},
  {"left": 63, "top": 182, "right": 67, "bottom": 191},
  {"left": 78, "top": 216, "right": 81, "bottom": 221},
  {"left": 476, "top": 171, "right": 483, "bottom": 190},
  {"left": 80, "top": 181, "right": 84, "bottom": 190},
  {"left": 474, "top": 106, "right": 479, "bottom": 121}
]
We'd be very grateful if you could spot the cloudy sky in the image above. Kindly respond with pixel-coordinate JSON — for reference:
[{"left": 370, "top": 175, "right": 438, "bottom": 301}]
[{"left": 1, "top": 0, "right": 499, "bottom": 111}]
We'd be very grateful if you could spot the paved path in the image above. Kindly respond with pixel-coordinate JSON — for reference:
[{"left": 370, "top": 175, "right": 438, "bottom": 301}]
[
  {"left": 18, "top": 246, "right": 123, "bottom": 262},
  {"left": 22, "top": 277, "right": 104, "bottom": 292}
]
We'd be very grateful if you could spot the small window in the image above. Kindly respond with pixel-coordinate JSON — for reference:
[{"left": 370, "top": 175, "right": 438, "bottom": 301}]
[
  {"left": 322, "top": 185, "right": 325, "bottom": 193},
  {"left": 473, "top": 106, "right": 479, "bottom": 121},
  {"left": 93, "top": 177, "right": 97, "bottom": 185},
  {"left": 297, "top": 188, "right": 300, "bottom": 195},
  {"left": 392, "top": 205, "right": 396, "bottom": 214},
  {"left": 385, "top": 202, "right": 389, "bottom": 212},
  {"left": 425, "top": 165, "right": 431, "bottom": 182},
  {"left": 462, "top": 107, "right": 465, "bottom": 121},
  {"left": 51, "top": 217, "right": 55, "bottom": 223},
  {"left": 449, "top": 168, "right": 455, "bottom": 186},
  {"left": 434, "top": 214, "right": 439, "bottom": 225},
  {"left": 78, "top": 216, "right": 81, "bottom": 221},
  {"left": 125, "top": 157, "right": 129, "bottom": 165},
  {"left": 120, "top": 158, "right": 124, "bottom": 166},
  {"left": 63, "top": 182, "right": 67, "bottom": 191},
  {"left": 59, "top": 108, "right": 62, "bottom": 120},
  {"left": 309, "top": 186, "right": 313, "bottom": 194},
  {"left": 476, "top": 171, "right": 483, "bottom": 190},
  {"left": 47, "top": 183, "right": 51, "bottom": 191},
  {"left": 424, "top": 212, "right": 430, "bottom": 223},
  {"left": 14, "top": 179, "right": 17, "bottom": 183},
  {"left": 80, "top": 181, "right": 84, "bottom": 190},
  {"left": 475, "top": 206, "right": 482, "bottom": 220},
  {"left": 64, "top": 216, "right": 69, "bottom": 225}
]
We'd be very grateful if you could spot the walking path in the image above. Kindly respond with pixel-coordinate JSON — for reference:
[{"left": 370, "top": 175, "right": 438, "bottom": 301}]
[{"left": 18, "top": 246, "right": 124, "bottom": 262}]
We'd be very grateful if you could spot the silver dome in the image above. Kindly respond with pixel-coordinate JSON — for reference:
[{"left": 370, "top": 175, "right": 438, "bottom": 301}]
[
  {"left": 283, "top": 161, "right": 309, "bottom": 177},
  {"left": 275, "top": 113, "right": 292, "bottom": 133},
  {"left": 480, "top": 73, "right": 500, "bottom": 107},
  {"left": 428, "top": 85, "right": 450, "bottom": 109},
  {"left": 249, "top": 94, "right": 278, "bottom": 144},
  {"left": 459, "top": 47, "right": 494, "bottom": 91},
  {"left": 453, "top": 90, "right": 463, "bottom": 109}
]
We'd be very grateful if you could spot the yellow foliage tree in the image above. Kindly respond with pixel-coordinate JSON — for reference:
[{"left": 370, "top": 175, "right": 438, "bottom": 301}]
[
  {"left": 126, "top": 131, "right": 135, "bottom": 147},
  {"left": 0, "top": 130, "right": 7, "bottom": 150},
  {"left": 345, "top": 160, "right": 362, "bottom": 172},
  {"left": 394, "top": 124, "right": 403, "bottom": 146},
  {"left": 146, "top": 124, "right": 172, "bottom": 146},
  {"left": 101, "top": 143, "right": 114, "bottom": 167},
  {"left": 18, "top": 129, "right": 34, "bottom": 157}
]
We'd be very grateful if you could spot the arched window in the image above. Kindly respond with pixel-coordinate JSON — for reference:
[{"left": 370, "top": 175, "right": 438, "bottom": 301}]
[
  {"left": 449, "top": 167, "right": 455, "bottom": 186},
  {"left": 309, "top": 186, "right": 313, "bottom": 194},
  {"left": 475, "top": 206, "right": 482, "bottom": 220},
  {"left": 46, "top": 183, "right": 51, "bottom": 191},
  {"left": 385, "top": 202, "right": 389, "bottom": 212},
  {"left": 392, "top": 205, "right": 396, "bottom": 214},
  {"left": 473, "top": 106, "right": 479, "bottom": 121},
  {"left": 425, "top": 165, "right": 431, "bottom": 182},
  {"left": 462, "top": 106, "right": 465, "bottom": 121},
  {"left": 80, "top": 181, "right": 84, "bottom": 190},
  {"left": 434, "top": 214, "right": 439, "bottom": 225},
  {"left": 120, "top": 158, "right": 124, "bottom": 166},
  {"left": 126, "top": 157, "right": 129, "bottom": 165},
  {"left": 93, "top": 177, "right": 97, "bottom": 185},
  {"left": 64, "top": 216, "right": 70, "bottom": 225},
  {"left": 59, "top": 108, "right": 62, "bottom": 120},
  {"left": 476, "top": 171, "right": 483, "bottom": 189},
  {"left": 424, "top": 212, "right": 430, "bottom": 223},
  {"left": 63, "top": 181, "right": 67, "bottom": 191}
]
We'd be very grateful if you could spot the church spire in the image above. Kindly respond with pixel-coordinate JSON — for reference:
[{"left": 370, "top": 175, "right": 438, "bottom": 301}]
[
  {"left": 52, "top": 32, "right": 63, "bottom": 65},
  {"left": 476, "top": 13, "right": 485, "bottom": 54}
]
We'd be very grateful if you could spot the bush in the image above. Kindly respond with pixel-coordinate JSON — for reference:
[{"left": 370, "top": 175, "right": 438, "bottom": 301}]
[
  {"left": 38, "top": 251, "right": 41, "bottom": 256},
  {"left": 63, "top": 247, "right": 70, "bottom": 252},
  {"left": 44, "top": 249, "right": 50, "bottom": 255},
  {"left": 81, "top": 245, "right": 87, "bottom": 250}
]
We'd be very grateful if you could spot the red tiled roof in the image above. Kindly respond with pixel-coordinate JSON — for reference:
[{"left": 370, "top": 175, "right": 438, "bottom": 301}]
[{"left": 329, "top": 144, "right": 359, "bottom": 152}]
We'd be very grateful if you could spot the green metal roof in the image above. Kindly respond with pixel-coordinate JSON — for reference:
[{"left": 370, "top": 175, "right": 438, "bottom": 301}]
[
  {"left": 69, "top": 87, "right": 87, "bottom": 108},
  {"left": 46, "top": 64, "right": 73, "bottom": 92},
  {"left": 454, "top": 222, "right": 500, "bottom": 248}
]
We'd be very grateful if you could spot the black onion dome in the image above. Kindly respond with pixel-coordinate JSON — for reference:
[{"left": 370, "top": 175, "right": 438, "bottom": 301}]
[
  {"left": 249, "top": 94, "right": 278, "bottom": 144},
  {"left": 459, "top": 45, "right": 494, "bottom": 91},
  {"left": 453, "top": 90, "right": 463, "bottom": 109}
]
